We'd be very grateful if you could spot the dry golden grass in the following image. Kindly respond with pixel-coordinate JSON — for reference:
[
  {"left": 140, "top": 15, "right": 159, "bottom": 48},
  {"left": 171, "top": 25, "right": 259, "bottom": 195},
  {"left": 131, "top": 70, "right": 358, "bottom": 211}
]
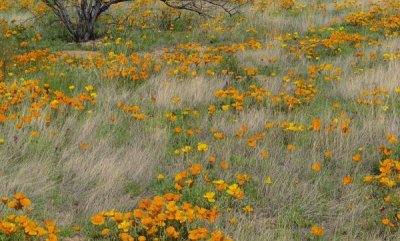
[
  {"left": 0, "top": 85, "right": 168, "bottom": 224},
  {"left": 138, "top": 74, "right": 225, "bottom": 110}
]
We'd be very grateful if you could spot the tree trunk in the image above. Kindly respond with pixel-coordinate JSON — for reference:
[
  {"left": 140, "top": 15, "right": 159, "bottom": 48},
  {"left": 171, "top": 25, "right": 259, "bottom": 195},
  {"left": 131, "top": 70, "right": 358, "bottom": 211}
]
[
  {"left": 42, "top": 0, "right": 104, "bottom": 42},
  {"left": 73, "top": 19, "right": 97, "bottom": 42},
  {"left": 72, "top": 2, "right": 101, "bottom": 42}
]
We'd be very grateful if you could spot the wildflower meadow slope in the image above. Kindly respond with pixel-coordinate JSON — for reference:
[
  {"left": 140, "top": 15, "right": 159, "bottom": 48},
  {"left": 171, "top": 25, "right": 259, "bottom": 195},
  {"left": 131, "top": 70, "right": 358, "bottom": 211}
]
[{"left": 0, "top": 0, "right": 400, "bottom": 240}]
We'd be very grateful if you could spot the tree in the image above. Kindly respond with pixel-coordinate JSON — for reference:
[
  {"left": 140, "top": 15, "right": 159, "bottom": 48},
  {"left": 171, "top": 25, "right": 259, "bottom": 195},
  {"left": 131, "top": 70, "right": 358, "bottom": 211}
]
[{"left": 40, "top": 0, "right": 244, "bottom": 42}]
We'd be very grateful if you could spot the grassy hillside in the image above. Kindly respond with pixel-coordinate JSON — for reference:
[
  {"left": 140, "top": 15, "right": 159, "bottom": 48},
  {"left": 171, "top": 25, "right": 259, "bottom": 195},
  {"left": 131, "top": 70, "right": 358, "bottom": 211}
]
[{"left": 0, "top": 0, "right": 400, "bottom": 240}]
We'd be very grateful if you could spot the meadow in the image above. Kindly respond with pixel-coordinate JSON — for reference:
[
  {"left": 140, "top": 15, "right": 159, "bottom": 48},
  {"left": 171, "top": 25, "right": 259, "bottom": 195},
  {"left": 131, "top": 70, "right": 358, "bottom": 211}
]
[{"left": 0, "top": 0, "right": 400, "bottom": 240}]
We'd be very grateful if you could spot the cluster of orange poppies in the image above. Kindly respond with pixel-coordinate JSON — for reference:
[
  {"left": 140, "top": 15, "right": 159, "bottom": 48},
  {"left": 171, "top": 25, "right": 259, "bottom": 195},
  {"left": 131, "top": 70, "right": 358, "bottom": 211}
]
[
  {"left": 0, "top": 80, "right": 96, "bottom": 129},
  {"left": 364, "top": 133, "right": 399, "bottom": 229},
  {"left": 0, "top": 193, "right": 59, "bottom": 240},
  {"left": 90, "top": 193, "right": 231, "bottom": 241}
]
